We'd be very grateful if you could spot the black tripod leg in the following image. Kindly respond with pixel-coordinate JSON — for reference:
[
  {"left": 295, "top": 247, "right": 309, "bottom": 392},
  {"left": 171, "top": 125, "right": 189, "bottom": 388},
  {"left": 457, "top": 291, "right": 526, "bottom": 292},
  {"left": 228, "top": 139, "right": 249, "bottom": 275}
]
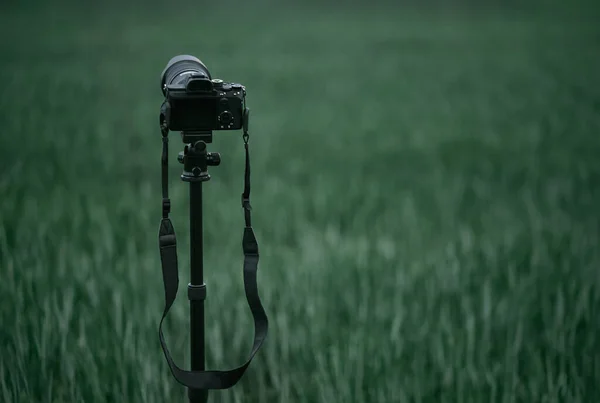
[{"left": 188, "top": 181, "right": 208, "bottom": 403}]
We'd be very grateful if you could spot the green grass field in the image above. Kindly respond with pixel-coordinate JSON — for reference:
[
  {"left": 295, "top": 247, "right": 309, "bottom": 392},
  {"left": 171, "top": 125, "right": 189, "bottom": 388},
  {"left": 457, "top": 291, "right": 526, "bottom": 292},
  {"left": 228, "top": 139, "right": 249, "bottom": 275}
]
[{"left": 1, "top": 1, "right": 600, "bottom": 402}]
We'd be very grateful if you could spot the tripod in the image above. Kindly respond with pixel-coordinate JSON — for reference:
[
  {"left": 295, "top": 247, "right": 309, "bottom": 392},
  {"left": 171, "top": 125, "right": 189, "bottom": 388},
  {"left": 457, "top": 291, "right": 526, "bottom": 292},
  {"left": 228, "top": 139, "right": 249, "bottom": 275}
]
[
  {"left": 178, "top": 131, "right": 219, "bottom": 403},
  {"left": 157, "top": 115, "right": 268, "bottom": 403}
]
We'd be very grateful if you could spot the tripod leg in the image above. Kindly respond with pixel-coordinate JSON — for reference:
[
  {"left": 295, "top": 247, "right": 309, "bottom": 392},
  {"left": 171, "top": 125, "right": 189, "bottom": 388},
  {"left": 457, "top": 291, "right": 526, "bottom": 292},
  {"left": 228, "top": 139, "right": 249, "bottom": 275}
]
[{"left": 188, "top": 181, "right": 208, "bottom": 403}]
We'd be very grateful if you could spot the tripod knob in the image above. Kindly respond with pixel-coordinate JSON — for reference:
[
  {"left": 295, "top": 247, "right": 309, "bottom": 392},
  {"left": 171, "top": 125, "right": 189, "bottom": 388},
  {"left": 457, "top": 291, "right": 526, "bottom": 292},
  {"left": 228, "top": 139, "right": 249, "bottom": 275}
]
[{"left": 207, "top": 152, "right": 221, "bottom": 166}]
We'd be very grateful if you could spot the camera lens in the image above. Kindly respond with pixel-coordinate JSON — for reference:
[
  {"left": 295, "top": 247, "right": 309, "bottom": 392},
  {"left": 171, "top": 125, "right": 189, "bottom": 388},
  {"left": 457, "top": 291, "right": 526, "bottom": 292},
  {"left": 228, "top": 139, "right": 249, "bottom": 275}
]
[{"left": 160, "top": 55, "right": 212, "bottom": 96}]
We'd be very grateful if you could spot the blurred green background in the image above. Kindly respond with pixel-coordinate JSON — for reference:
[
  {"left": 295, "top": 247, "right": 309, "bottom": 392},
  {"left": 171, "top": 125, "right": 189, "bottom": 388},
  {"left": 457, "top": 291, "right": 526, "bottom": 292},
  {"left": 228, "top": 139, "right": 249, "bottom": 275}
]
[{"left": 1, "top": 1, "right": 600, "bottom": 402}]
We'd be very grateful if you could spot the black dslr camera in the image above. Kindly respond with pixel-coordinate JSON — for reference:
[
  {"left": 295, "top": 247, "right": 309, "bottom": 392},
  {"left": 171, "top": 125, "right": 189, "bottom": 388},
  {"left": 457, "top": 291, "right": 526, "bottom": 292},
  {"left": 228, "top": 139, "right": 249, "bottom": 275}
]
[{"left": 160, "top": 55, "right": 246, "bottom": 132}]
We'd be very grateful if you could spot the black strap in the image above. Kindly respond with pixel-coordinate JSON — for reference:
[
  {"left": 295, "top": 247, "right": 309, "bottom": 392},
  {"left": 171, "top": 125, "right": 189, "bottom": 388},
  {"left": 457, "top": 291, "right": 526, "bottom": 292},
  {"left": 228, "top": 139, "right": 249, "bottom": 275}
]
[
  {"left": 157, "top": 123, "right": 268, "bottom": 390},
  {"left": 241, "top": 132, "right": 251, "bottom": 227}
]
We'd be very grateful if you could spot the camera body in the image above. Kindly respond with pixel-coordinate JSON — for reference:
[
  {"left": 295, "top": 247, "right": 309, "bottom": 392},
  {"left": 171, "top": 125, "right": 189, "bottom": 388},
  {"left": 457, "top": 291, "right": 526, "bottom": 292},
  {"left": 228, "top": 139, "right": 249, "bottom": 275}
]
[{"left": 164, "top": 72, "right": 246, "bottom": 132}]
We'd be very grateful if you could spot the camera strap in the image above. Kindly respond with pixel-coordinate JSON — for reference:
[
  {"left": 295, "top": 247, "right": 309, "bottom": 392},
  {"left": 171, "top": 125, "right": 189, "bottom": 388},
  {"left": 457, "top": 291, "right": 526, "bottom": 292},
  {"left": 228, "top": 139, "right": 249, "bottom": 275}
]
[{"left": 157, "top": 122, "right": 268, "bottom": 390}]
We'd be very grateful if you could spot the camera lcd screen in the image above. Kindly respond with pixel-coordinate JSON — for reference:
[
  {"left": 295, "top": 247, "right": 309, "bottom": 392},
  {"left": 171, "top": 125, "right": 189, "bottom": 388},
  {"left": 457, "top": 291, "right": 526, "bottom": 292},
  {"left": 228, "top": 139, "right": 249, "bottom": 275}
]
[{"left": 170, "top": 98, "right": 217, "bottom": 131}]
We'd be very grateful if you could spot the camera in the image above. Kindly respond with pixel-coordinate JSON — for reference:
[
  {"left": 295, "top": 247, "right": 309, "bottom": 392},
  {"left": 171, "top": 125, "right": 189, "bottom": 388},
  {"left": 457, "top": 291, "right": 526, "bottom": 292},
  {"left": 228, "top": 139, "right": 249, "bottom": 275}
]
[{"left": 160, "top": 55, "right": 246, "bottom": 132}]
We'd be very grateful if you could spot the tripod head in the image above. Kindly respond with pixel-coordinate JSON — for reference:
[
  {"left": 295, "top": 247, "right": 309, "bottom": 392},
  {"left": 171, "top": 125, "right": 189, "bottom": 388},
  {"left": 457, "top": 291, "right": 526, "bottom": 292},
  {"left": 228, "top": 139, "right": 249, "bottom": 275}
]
[{"left": 178, "top": 132, "right": 221, "bottom": 182}]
